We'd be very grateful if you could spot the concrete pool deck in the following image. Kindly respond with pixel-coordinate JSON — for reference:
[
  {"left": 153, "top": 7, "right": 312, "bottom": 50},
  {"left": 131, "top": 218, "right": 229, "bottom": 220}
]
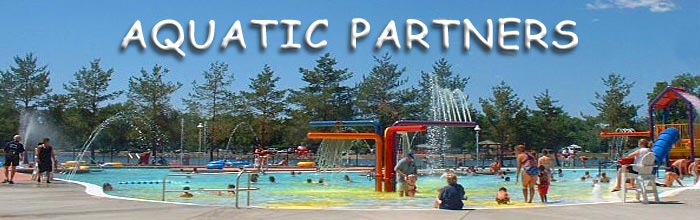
[{"left": 1, "top": 173, "right": 699, "bottom": 220}]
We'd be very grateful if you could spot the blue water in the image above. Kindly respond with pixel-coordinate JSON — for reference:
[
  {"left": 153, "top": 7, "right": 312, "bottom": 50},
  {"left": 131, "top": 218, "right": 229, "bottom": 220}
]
[{"left": 57, "top": 168, "right": 691, "bottom": 209}]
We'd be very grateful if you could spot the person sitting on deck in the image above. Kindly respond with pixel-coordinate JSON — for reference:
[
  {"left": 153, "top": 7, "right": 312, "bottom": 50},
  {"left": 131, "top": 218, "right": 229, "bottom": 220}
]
[
  {"left": 275, "top": 158, "right": 289, "bottom": 166},
  {"left": 496, "top": 187, "right": 510, "bottom": 205},
  {"left": 435, "top": 173, "right": 466, "bottom": 210}
]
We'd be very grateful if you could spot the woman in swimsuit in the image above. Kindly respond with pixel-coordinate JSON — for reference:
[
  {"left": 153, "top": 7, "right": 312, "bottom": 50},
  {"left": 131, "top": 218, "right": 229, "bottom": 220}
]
[{"left": 516, "top": 145, "right": 538, "bottom": 203}]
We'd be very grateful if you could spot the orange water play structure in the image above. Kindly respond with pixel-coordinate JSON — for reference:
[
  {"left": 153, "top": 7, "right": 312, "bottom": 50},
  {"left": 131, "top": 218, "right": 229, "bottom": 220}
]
[{"left": 306, "top": 121, "right": 429, "bottom": 192}]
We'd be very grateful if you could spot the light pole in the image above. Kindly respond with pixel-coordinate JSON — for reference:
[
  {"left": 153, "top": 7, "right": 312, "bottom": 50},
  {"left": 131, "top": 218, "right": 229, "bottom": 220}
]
[
  {"left": 474, "top": 125, "right": 481, "bottom": 166},
  {"left": 197, "top": 122, "right": 204, "bottom": 153}
]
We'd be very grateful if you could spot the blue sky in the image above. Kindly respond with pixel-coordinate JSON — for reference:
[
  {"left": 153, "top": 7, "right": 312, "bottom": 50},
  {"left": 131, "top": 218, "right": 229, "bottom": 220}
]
[{"left": 0, "top": 0, "right": 698, "bottom": 117}]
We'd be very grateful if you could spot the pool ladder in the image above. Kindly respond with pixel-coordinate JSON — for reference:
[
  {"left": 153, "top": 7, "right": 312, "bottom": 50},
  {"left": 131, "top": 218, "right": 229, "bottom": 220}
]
[{"left": 160, "top": 170, "right": 260, "bottom": 208}]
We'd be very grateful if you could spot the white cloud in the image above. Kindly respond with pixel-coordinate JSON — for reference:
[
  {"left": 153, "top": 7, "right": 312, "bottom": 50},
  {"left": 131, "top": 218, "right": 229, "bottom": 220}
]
[{"left": 586, "top": 0, "right": 677, "bottom": 13}]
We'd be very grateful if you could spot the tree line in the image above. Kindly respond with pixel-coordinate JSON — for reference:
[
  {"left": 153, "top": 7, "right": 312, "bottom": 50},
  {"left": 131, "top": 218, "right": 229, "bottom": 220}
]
[{"left": 1, "top": 52, "right": 698, "bottom": 160}]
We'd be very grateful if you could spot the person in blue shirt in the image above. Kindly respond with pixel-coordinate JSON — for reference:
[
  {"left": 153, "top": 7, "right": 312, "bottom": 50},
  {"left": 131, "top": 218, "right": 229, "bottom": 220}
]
[
  {"left": 436, "top": 173, "right": 466, "bottom": 210},
  {"left": 3, "top": 135, "right": 26, "bottom": 184}
]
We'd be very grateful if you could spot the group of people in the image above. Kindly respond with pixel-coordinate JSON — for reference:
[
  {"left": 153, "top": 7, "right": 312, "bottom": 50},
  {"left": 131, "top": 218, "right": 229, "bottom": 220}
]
[
  {"left": 610, "top": 138, "right": 700, "bottom": 191},
  {"left": 178, "top": 184, "right": 237, "bottom": 198},
  {"left": 2, "top": 135, "right": 57, "bottom": 184},
  {"left": 515, "top": 145, "right": 556, "bottom": 203},
  {"left": 394, "top": 152, "right": 468, "bottom": 210}
]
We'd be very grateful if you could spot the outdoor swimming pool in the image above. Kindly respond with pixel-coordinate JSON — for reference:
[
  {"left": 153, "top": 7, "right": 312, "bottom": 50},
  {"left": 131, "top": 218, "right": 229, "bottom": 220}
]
[{"left": 60, "top": 168, "right": 690, "bottom": 209}]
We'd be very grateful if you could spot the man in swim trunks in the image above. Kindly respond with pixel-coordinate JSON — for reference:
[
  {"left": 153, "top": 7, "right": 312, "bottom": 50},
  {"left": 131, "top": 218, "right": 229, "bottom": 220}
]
[
  {"left": 3, "top": 135, "right": 25, "bottom": 184},
  {"left": 671, "top": 159, "right": 690, "bottom": 178},
  {"left": 516, "top": 145, "right": 538, "bottom": 203},
  {"left": 538, "top": 149, "right": 554, "bottom": 180}
]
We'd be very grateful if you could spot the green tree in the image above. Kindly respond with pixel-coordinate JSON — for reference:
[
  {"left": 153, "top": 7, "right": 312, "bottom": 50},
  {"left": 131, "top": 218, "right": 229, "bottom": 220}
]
[
  {"left": 241, "top": 64, "right": 287, "bottom": 146},
  {"left": 183, "top": 61, "right": 235, "bottom": 157},
  {"left": 128, "top": 65, "right": 182, "bottom": 161},
  {"left": 592, "top": 73, "right": 641, "bottom": 129},
  {"left": 287, "top": 53, "right": 353, "bottom": 144},
  {"left": 528, "top": 90, "right": 571, "bottom": 150},
  {"left": 480, "top": 81, "right": 528, "bottom": 147},
  {"left": 355, "top": 54, "right": 409, "bottom": 127},
  {"left": 1, "top": 53, "right": 51, "bottom": 109},
  {"left": 646, "top": 73, "right": 700, "bottom": 124},
  {"left": 64, "top": 59, "right": 123, "bottom": 158},
  {"left": 0, "top": 73, "right": 19, "bottom": 138}
]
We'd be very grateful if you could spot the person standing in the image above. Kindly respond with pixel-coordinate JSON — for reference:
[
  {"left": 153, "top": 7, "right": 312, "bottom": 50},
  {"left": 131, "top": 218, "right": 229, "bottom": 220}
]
[
  {"left": 394, "top": 152, "right": 417, "bottom": 197},
  {"left": 35, "top": 138, "right": 57, "bottom": 183},
  {"left": 515, "top": 145, "right": 538, "bottom": 203},
  {"left": 538, "top": 149, "right": 554, "bottom": 180},
  {"left": 3, "top": 135, "right": 25, "bottom": 184}
]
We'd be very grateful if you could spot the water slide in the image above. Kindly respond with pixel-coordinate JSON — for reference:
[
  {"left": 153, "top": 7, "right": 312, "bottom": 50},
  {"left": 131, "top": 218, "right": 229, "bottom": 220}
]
[{"left": 651, "top": 128, "right": 680, "bottom": 166}]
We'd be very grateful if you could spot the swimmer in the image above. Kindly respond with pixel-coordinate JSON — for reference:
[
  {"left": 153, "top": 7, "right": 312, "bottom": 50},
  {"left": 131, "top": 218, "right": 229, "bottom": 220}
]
[
  {"left": 496, "top": 187, "right": 510, "bottom": 205},
  {"left": 599, "top": 173, "right": 610, "bottom": 183},
  {"left": 344, "top": 175, "right": 352, "bottom": 183},
  {"left": 250, "top": 173, "right": 259, "bottom": 183},
  {"left": 217, "top": 184, "right": 236, "bottom": 196},
  {"left": 102, "top": 182, "right": 113, "bottom": 191},
  {"left": 180, "top": 186, "right": 193, "bottom": 198},
  {"left": 290, "top": 171, "right": 296, "bottom": 176},
  {"left": 269, "top": 175, "right": 276, "bottom": 183},
  {"left": 581, "top": 171, "right": 591, "bottom": 180},
  {"left": 306, "top": 178, "right": 313, "bottom": 184},
  {"left": 318, "top": 178, "right": 329, "bottom": 186}
]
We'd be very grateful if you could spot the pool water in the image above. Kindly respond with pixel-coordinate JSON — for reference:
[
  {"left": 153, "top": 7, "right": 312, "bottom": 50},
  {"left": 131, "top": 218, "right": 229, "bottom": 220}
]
[{"left": 60, "top": 168, "right": 691, "bottom": 209}]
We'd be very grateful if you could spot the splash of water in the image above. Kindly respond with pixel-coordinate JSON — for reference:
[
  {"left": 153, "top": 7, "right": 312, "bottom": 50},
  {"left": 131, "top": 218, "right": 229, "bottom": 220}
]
[
  {"left": 18, "top": 110, "right": 72, "bottom": 164},
  {"left": 67, "top": 113, "right": 129, "bottom": 179},
  {"left": 224, "top": 122, "right": 259, "bottom": 154},
  {"left": 316, "top": 139, "right": 354, "bottom": 171},
  {"left": 426, "top": 75, "right": 473, "bottom": 168}
]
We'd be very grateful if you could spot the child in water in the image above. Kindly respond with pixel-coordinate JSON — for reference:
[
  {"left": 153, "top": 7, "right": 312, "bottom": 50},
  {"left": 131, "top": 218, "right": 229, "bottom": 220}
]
[
  {"left": 406, "top": 174, "right": 417, "bottom": 197},
  {"left": 537, "top": 165, "right": 550, "bottom": 203},
  {"left": 180, "top": 186, "right": 193, "bottom": 198},
  {"left": 581, "top": 171, "right": 591, "bottom": 180},
  {"left": 496, "top": 187, "right": 510, "bottom": 205}
]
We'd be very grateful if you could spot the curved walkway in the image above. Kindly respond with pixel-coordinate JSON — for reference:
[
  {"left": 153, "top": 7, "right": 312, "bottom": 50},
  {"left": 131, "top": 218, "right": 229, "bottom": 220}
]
[{"left": 1, "top": 173, "right": 699, "bottom": 220}]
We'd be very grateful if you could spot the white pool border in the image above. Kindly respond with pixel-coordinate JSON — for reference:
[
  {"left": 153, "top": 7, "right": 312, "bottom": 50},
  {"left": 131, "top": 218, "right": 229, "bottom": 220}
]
[{"left": 57, "top": 177, "right": 697, "bottom": 211}]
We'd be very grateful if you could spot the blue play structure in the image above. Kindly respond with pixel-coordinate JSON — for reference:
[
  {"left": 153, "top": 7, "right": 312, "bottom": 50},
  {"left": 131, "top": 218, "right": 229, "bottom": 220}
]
[
  {"left": 651, "top": 127, "right": 680, "bottom": 166},
  {"left": 205, "top": 159, "right": 251, "bottom": 169}
]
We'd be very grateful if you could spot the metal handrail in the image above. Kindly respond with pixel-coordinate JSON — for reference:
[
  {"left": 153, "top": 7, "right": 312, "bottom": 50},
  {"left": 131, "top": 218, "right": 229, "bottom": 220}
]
[
  {"left": 235, "top": 170, "right": 257, "bottom": 208},
  {"left": 161, "top": 171, "right": 259, "bottom": 207}
]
